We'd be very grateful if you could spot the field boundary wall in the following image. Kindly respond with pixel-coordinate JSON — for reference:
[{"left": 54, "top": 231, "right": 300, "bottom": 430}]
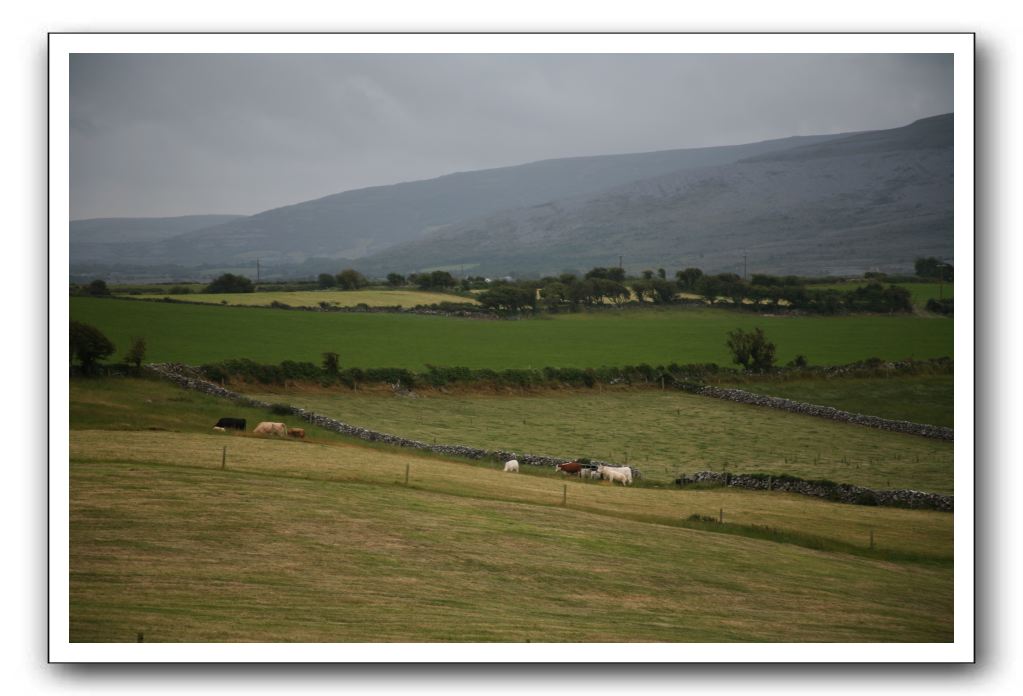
[
  {"left": 696, "top": 385, "right": 953, "bottom": 441},
  {"left": 145, "top": 363, "right": 953, "bottom": 511}
]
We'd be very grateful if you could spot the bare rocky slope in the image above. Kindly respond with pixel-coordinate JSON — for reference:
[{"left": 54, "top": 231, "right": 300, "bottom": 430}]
[{"left": 362, "top": 114, "right": 953, "bottom": 277}]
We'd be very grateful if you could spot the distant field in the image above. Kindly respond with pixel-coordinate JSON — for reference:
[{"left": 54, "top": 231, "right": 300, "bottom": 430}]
[
  {"left": 114, "top": 288, "right": 477, "bottom": 308},
  {"left": 718, "top": 375, "right": 954, "bottom": 428},
  {"left": 808, "top": 282, "right": 954, "bottom": 309},
  {"left": 244, "top": 386, "right": 954, "bottom": 493},
  {"left": 71, "top": 297, "right": 954, "bottom": 368}
]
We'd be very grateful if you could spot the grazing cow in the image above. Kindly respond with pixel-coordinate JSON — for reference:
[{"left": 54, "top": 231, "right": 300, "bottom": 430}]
[
  {"left": 214, "top": 417, "right": 246, "bottom": 430},
  {"left": 287, "top": 427, "right": 306, "bottom": 439},
  {"left": 212, "top": 426, "right": 226, "bottom": 432},
  {"left": 555, "top": 461, "right": 584, "bottom": 475},
  {"left": 503, "top": 459, "right": 520, "bottom": 473},
  {"left": 598, "top": 465, "right": 633, "bottom": 486},
  {"left": 580, "top": 468, "right": 600, "bottom": 480},
  {"left": 253, "top": 421, "right": 287, "bottom": 436}
]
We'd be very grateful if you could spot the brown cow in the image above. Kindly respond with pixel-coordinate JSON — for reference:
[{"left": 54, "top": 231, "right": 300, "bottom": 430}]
[
  {"left": 287, "top": 427, "right": 306, "bottom": 439},
  {"left": 556, "top": 461, "right": 584, "bottom": 475}
]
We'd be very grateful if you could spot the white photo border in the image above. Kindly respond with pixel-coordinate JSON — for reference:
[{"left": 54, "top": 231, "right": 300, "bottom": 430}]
[{"left": 50, "top": 31, "right": 974, "bottom": 663}]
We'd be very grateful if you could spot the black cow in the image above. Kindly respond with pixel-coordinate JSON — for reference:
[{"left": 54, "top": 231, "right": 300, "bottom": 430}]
[{"left": 214, "top": 417, "right": 246, "bottom": 430}]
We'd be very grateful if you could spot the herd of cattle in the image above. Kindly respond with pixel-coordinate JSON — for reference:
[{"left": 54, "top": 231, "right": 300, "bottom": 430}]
[
  {"left": 212, "top": 417, "right": 631, "bottom": 484},
  {"left": 504, "top": 458, "right": 634, "bottom": 485},
  {"left": 212, "top": 417, "right": 305, "bottom": 439}
]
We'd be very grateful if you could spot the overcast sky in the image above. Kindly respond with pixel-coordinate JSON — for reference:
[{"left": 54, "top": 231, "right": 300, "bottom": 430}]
[{"left": 69, "top": 53, "right": 952, "bottom": 220}]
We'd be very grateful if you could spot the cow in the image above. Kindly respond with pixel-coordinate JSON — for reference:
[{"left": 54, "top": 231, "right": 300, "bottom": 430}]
[
  {"left": 556, "top": 461, "right": 584, "bottom": 475},
  {"left": 212, "top": 426, "right": 226, "bottom": 432},
  {"left": 598, "top": 465, "right": 633, "bottom": 486},
  {"left": 253, "top": 421, "right": 287, "bottom": 436},
  {"left": 503, "top": 459, "right": 519, "bottom": 473},
  {"left": 214, "top": 417, "right": 246, "bottom": 430},
  {"left": 287, "top": 428, "right": 306, "bottom": 439},
  {"left": 580, "top": 468, "right": 601, "bottom": 480}
]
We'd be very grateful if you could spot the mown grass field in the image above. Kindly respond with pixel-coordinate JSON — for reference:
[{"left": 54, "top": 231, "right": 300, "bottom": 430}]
[
  {"left": 244, "top": 385, "right": 954, "bottom": 493},
  {"left": 807, "top": 282, "right": 954, "bottom": 309},
  {"left": 115, "top": 288, "right": 477, "bottom": 309},
  {"left": 70, "top": 297, "right": 954, "bottom": 368},
  {"left": 69, "top": 376, "right": 953, "bottom": 642},
  {"left": 717, "top": 375, "right": 954, "bottom": 428}
]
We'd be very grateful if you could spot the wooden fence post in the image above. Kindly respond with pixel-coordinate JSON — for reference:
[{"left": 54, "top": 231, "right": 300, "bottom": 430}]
[
  {"left": 869, "top": 529, "right": 875, "bottom": 550},
  {"left": 221, "top": 446, "right": 226, "bottom": 470},
  {"left": 562, "top": 485, "right": 567, "bottom": 506},
  {"left": 719, "top": 508, "right": 723, "bottom": 524},
  {"left": 405, "top": 463, "right": 410, "bottom": 486}
]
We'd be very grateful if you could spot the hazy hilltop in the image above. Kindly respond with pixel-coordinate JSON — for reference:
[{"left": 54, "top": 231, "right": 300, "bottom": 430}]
[
  {"left": 69, "top": 132, "right": 849, "bottom": 270},
  {"left": 361, "top": 114, "right": 953, "bottom": 277},
  {"left": 68, "top": 114, "right": 953, "bottom": 279},
  {"left": 70, "top": 215, "right": 245, "bottom": 264}
]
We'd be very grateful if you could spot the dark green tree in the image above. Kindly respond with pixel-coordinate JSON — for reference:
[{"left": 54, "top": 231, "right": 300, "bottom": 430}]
[
  {"left": 87, "top": 279, "right": 111, "bottom": 296},
  {"left": 478, "top": 286, "right": 534, "bottom": 312},
  {"left": 205, "top": 273, "right": 254, "bottom": 293},
  {"left": 70, "top": 320, "right": 115, "bottom": 372},
  {"left": 335, "top": 268, "right": 368, "bottom": 290},
  {"left": 585, "top": 267, "right": 626, "bottom": 282},
  {"left": 322, "top": 351, "right": 341, "bottom": 374},
  {"left": 725, "top": 327, "right": 776, "bottom": 372},
  {"left": 914, "top": 257, "right": 953, "bottom": 281},
  {"left": 317, "top": 273, "right": 336, "bottom": 288},
  {"left": 123, "top": 336, "right": 146, "bottom": 369},
  {"left": 675, "top": 267, "right": 704, "bottom": 292},
  {"left": 386, "top": 273, "right": 406, "bottom": 287}
]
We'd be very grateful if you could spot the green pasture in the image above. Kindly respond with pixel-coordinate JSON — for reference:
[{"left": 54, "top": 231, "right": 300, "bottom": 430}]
[
  {"left": 69, "top": 377, "right": 952, "bottom": 641},
  {"left": 114, "top": 288, "right": 476, "bottom": 309},
  {"left": 808, "top": 282, "right": 954, "bottom": 309},
  {"left": 71, "top": 297, "right": 953, "bottom": 368},
  {"left": 245, "top": 386, "right": 954, "bottom": 493},
  {"left": 718, "top": 375, "right": 954, "bottom": 428}
]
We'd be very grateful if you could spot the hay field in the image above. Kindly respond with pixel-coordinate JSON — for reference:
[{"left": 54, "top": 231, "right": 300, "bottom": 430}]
[{"left": 70, "top": 429, "right": 952, "bottom": 642}]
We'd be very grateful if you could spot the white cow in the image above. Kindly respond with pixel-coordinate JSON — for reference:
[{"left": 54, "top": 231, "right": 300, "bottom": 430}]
[
  {"left": 580, "top": 468, "right": 600, "bottom": 480},
  {"left": 598, "top": 465, "right": 633, "bottom": 486},
  {"left": 253, "top": 421, "right": 287, "bottom": 436},
  {"left": 503, "top": 459, "right": 520, "bottom": 473}
]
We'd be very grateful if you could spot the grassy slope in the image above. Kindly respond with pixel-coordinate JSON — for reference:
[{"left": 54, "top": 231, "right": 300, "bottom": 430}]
[
  {"left": 70, "top": 430, "right": 952, "bottom": 642},
  {"left": 71, "top": 297, "right": 953, "bottom": 368},
  {"left": 68, "top": 378, "right": 953, "bottom": 641},
  {"left": 115, "top": 288, "right": 478, "bottom": 308},
  {"left": 717, "top": 375, "right": 954, "bottom": 428},
  {"left": 243, "top": 386, "right": 954, "bottom": 493}
]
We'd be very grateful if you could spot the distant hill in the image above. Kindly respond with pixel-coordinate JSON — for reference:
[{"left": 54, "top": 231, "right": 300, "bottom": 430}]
[
  {"left": 359, "top": 114, "right": 953, "bottom": 277},
  {"left": 70, "top": 132, "right": 850, "bottom": 270},
  {"left": 68, "top": 115, "right": 954, "bottom": 279},
  {"left": 70, "top": 215, "right": 245, "bottom": 264}
]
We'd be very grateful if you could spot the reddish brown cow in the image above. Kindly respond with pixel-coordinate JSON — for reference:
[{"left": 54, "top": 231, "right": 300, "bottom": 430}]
[
  {"left": 287, "top": 427, "right": 306, "bottom": 439},
  {"left": 556, "top": 461, "right": 584, "bottom": 475}
]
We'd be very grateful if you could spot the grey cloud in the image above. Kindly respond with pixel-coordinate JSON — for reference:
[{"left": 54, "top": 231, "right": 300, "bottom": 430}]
[{"left": 69, "top": 53, "right": 952, "bottom": 219}]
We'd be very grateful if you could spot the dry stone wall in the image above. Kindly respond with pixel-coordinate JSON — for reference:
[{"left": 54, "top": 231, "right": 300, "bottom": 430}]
[
  {"left": 145, "top": 363, "right": 632, "bottom": 475},
  {"left": 676, "top": 471, "right": 952, "bottom": 512},
  {"left": 145, "top": 363, "right": 950, "bottom": 510},
  {"left": 697, "top": 385, "right": 953, "bottom": 441}
]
